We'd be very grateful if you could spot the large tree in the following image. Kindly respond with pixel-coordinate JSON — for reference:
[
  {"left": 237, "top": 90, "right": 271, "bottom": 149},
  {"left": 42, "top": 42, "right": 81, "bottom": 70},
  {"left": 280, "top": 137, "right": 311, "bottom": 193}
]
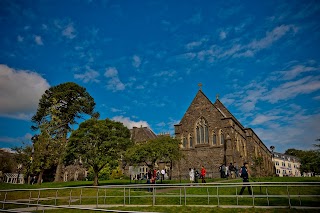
[
  {"left": 285, "top": 144, "right": 320, "bottom": 174},
  {"left": 125, "top": 136, "right": 182, "bottom": 179},
  {"left": 31, "top": 82, "right": 97, "bottom": 182},
  {"left": 65, "top": 118, "right": 132, "bottom": 186}
]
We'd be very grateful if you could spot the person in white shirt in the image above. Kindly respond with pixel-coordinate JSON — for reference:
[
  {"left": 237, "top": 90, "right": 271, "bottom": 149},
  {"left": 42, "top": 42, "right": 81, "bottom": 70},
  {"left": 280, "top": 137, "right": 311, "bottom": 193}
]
[
  {"left": 189, "top": 168, "right": 194, "bottom": 183},
  {"left": 160, "top": 169, "right": 165, "bottom": 183}
]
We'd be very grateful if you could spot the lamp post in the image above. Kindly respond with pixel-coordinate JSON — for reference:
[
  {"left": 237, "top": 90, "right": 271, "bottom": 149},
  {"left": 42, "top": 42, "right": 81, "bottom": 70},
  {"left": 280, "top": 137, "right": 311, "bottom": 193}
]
[
  {"left": 270, "top": 146, "right": 275, "bottom": 176},
  {"left": 270, "top": 146, "right": 275, "bottom": 158}
]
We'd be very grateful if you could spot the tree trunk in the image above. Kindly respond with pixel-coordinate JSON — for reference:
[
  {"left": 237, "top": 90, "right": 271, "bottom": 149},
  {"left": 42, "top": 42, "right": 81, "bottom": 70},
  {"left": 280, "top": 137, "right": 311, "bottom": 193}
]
[
  {"left": 38, "top": 170, "right": 44, "bottom": 184},
  {"left": 93, "top": 171, "right": 99, "bottom": 186},
  {"left": 169, "top": 161, "right": 173, "bottom": 180},
  {"left": 54, "top": 130, "right": 68, "bottom": 182},
  {"left": 54, "top": 161, "right": 63, "bottom": 182}
]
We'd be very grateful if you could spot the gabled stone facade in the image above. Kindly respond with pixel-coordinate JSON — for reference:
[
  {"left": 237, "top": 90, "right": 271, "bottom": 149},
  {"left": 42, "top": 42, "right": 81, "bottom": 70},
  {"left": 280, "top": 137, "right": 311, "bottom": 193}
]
[{"left": 172, "top": 90, "right": 273, "bottom": 179}]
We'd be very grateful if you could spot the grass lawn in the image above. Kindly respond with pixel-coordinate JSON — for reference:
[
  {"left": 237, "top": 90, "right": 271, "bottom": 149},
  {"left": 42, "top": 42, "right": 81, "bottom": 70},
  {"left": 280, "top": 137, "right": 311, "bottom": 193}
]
[
  {"left": 34, "top": 206, "right": 320, "bottom": 213},
  {"left": 1, "top": 177, "right": 319, "bottom": 212}
]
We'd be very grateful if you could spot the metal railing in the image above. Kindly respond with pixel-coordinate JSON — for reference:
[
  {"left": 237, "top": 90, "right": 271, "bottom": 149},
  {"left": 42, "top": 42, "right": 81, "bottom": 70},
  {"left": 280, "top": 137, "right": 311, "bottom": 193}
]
[{"left": 0, "top": 182, "right": 319, "bottom": 212}]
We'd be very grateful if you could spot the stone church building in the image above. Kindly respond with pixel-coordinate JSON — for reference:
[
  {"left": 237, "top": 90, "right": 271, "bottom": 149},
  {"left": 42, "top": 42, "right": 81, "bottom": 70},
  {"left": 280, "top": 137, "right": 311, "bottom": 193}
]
[{"left": 172, "top": 89, "right": 274, "bottom": 178}]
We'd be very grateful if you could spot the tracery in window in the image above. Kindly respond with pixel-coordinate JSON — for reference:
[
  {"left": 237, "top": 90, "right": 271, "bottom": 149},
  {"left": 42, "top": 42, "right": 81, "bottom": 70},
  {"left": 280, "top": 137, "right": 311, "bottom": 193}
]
[
  {"left": 212, "top": 131, "right": 217, "bottom": 145},
  {"left": 183, "top": 137, "right": 187, "bottom": 148},
  {"left": 195, "top": 117, "right": 209, "bottom": 144},
  {"left": 189, "top": 134, "right": 193, "bottom": 148}
]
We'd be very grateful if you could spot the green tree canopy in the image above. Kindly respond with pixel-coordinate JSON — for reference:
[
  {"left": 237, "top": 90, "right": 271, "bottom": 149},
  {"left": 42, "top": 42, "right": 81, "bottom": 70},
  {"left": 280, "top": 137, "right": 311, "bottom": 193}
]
[
  {"left": 31, "top": 82, "right": 98, "bottom": 182},
  {"left": 66, "top": 118, "right": 132, "bottom": 186},
  {"left": 125, "top": 136, "right": 182, "bottom": 179},
  {"left": 285, "top": 144, "right": 320, "bottom": 174},
  {"left": 32, "top": 82, "right": 97, "bottom": 131}
]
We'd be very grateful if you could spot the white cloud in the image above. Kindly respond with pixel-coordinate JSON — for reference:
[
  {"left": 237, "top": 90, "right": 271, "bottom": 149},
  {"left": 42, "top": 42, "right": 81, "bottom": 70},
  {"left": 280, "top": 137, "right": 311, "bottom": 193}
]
[
  {"left": 34, "top": 35, "right": 43, "bottom": 45},
  {"left": 263, "top": 76, "right": 320, "bottom": 103},
  {"left": 0, "top": 133, "right": 32, "bottom": 146},
  {"left": 183, "top": 24, "right": 296, "bottom": 62},
  {"left": 132, "top": 55, "right": 141, "bottom": 68},
  {"left": 0, "top": 64, "right": 50, "bottom": 120},
  {"left": 74, "top": 68, "right": 100, "bottom": 83},
  {"left": 219, "top": 31, "right": 227, "bottom": 40},
  {"left": 62, "top": 23, "right": 76, "bottom": 39},
  {"left": 104, "top": 67, "right": 118, "bottom": 78},
  {"left": 251, "top": 115, "right": 282, "bottom": 125},
  {"left": 186, "top": 41, "right": 203, "bottom": 50},
  {"left": 104, "top": 67, "right": 125, "bottom": 91},
  {"left": 313, "top": 95, "right": 320, "bottom": 100},
  {"left": 248, "top": 25, "right": 296, "bottom": 50},
  {"left": 156, "top": 122, "right": 166, "bottom": 127},
  {"left": 112, "top": 116, "right": 149, "bottom": 129},
  {"left": 186, "top": 12, "right": 202, "bottom": 24},
  {"left": 111, "top": 107, "right": 122, "bottom": 113},
  {"left": 153, "top": 70, "right": 176, "bottom": 77},
  {"left": 254, "top": 113, "right": 320, "bottom": 152},
  {"left": 17, "top": 35, "right": 24, "bottom": 42},
  {"left": 280, "top": 64, "right": 319, "bottom": 80}
]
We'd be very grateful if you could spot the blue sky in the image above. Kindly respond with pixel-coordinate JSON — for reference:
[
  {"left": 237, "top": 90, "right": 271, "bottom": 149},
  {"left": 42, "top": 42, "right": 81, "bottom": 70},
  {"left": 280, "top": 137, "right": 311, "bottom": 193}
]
[{"left": 0, "top": 0, "right": 319, "bottom": 153}]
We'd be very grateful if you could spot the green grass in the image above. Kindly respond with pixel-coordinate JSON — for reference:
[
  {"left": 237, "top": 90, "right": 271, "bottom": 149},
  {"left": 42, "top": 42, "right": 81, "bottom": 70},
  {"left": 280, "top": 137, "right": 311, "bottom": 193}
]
[
  {"left": 35, "top": 207, "right": 320, "bottom": 213},
  {"left": 1, "top": 177, "right": 319, "bottom": 212}
]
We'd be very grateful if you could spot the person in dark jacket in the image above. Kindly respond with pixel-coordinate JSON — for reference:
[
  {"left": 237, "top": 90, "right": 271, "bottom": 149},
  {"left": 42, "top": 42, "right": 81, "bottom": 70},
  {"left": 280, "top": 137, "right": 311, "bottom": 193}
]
[{"left": 239, "top": 162, "right": 252, "bottom": 195}]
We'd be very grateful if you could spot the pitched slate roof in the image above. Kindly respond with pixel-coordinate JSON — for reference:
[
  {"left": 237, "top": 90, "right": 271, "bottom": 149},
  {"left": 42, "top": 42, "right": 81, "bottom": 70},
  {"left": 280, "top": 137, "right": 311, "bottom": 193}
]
[{"left": 130, "top": 126, "right": 157, "bottom": 143}]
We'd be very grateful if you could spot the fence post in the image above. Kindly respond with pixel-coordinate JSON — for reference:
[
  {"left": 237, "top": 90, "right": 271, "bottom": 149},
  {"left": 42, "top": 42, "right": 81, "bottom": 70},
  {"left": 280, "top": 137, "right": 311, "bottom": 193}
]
[
  {"left": 104, "top": 188, "right": 106, "bottom": 205},
  {"left": 207, "top": 187, "right": 210, "bottom": 205},
  {"left": 287, "top": 185, "right": 291, "bottom": 208},
  {"left": 129, "top": 188, "right": 131, "bottom": 205},
  {"left": 179, "top": 188, "right": 182, "bottom": 205},
  {"left": 55, "top": 190, "right": 58, "bottom": 206},
  {"left": 36, "top": 190, "right": 40, "bottom": 211},
  {"left": 217, "top": 186, "right": 219, "bottom": 207},
  {"left": 184, "top": 186, "right": 186, "bottom": 206},
  {"left": 266, "top": 187, "right": 269, "bottom": 206},
  {"left": 69, "top": 189, "right": 72, "bottom": 207},
  {"left": 152, "top": 186, "right": 155, "bottom": 206},
  {"left": 80, "top": 188, "right": 82, "bottom": 205},
  {"left": 298, "top": 191, "right": 301, "bottom": 206},
  {"left": 252, "top": 184, "right": 254, "bottom": 208},
  {"left": 124, "top": 187, "right": 126, "bottom": 206},
  {"left": 28, "top": 191, "right": 32, "bottom": 207},
  {"left": 236, "top": 187, "right": 238, "bottom": 206},
  {"left": 2, "top": 191, "right": 7, "bottom": 209},
  {"left": 96, "top": 188, "right": 99, "bottom": 208}
]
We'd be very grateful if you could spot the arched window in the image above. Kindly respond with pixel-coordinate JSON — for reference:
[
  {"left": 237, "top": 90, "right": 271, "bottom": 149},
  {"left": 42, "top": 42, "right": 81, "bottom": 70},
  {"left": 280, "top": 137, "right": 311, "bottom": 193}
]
[
  {"left": 195, "top": 117, "right": 209, "bottom": 144},
  {"left": 212, "top": 131, "right": 217, "bottom": 145},
  {"left": 189, "top": 135, "right": 193, "bottom": 148},
  {"left": 196, "top": 127, "right": 200, "bottom": 144},
  {"left": 183, "top": 137, "right": 187, "bottom": 148},
  {"left": 219, "top": 129, "right": 224, "bottom": 145},
  {"left": 205, "top": 126, "right": 209, "bottom": 143}
]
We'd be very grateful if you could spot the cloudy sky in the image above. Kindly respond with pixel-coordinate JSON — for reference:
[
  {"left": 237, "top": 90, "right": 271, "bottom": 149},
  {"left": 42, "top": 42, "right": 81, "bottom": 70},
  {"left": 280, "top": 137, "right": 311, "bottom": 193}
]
[{"left": 0, "top": 0, "right": 319, "bottom": 152}]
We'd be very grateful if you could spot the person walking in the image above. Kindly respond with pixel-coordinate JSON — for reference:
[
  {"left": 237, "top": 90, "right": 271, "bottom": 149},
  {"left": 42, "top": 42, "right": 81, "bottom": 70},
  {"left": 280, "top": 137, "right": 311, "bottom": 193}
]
[
  {"left": 194, "top": 168, "right": 199, "bottom": 183},
  {"left": 221, "top": 164, "right": 226, "bottom": 178},
  {"left": 225, "top": 164, "right": 229, "bottom": 179},
  {"left": 239, "top": 162, "right": 252, "bottom": 195},
  {"left": 189, "top": 168, "right": 194, "bottom": 183},
  {"left": 229, "top": 163, "right": 235, "bottom": 179},
  {"left": 234, "top": 162, "right": 239, "bottom": 178},
  {"left": 201, "top": 165, "right": 206, "bottom": 183}
]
